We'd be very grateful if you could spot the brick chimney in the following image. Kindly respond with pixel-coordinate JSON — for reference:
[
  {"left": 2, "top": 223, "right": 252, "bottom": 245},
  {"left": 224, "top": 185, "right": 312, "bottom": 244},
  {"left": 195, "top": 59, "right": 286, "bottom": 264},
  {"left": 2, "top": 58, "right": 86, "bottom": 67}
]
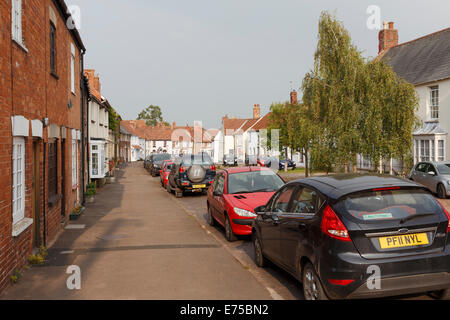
[
  {"left": 379, "top": 21, "right": 398, "bottom": 54},
  {"left": 172, "top": 122, "right": 176, "bottom": 129},
  {"left": 94, "top": 75, "right": 101, "bottom": 94},
  {"left": 290, "top": 90, "right": 298, "bottom": 105},
  {"left": 253, "top": 104, "right": 261, "bottom": 119}
]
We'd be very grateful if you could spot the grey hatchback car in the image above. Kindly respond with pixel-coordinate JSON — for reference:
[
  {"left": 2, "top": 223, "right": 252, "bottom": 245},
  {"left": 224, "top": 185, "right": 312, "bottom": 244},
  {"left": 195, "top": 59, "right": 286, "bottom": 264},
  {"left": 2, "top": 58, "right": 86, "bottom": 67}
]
[{"left": 408, "top": 162, "right": 450, "bottom": 199}]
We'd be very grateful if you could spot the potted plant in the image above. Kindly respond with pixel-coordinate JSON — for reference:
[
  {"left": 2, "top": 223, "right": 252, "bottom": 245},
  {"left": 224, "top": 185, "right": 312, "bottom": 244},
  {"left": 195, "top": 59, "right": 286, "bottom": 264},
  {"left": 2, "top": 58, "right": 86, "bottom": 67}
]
[
  {"left": 85, "top": 182, "right": 97, "bottom": 203},
  {"left": 69, "top": 205, "right": 85, "bottom": 221}
]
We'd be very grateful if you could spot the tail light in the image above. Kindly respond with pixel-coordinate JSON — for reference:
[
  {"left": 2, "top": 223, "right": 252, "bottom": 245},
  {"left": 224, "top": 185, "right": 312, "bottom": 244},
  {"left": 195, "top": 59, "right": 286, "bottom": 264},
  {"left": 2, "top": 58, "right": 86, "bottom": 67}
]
[
  {"left": 179, "top": 167, "right": 187, "bottom": 173},
  {"left": 321, "top": 205, "right": 351, "bottom": 242},
  {"left": 438, "top": 200, "right": 450, "bottom": 232},
  {"left": 210, "top": 165, "right": 216, "bottom": 171}
]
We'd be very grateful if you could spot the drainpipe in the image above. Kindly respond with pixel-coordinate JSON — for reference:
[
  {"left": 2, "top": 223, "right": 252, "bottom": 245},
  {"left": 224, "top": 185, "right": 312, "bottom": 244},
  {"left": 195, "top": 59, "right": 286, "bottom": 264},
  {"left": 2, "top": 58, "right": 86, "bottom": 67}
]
[
  {"left": 43, "top": 142, "right": 47, "bottom": 247},
  {"left": 80, "top": 50, "right": 86, "bottom": 205}
]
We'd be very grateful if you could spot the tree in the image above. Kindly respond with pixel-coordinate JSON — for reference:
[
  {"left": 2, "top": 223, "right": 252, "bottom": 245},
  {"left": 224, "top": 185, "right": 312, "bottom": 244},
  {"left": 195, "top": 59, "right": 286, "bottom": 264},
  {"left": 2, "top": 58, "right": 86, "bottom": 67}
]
[
  {"left": 137, "top": 105, "right": 167, "bottom": 126},
  {"left": 301, "top": 11, "right": 418, "bottom": 174}
]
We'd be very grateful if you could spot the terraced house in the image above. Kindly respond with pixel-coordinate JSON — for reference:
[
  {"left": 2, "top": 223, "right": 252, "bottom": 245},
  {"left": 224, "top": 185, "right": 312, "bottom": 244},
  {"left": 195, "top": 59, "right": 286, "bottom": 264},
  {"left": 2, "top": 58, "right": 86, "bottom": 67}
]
[
  {"left": 0, "top": 0, "right": 88, "bottom": 293},
  {"left": 378, "top": 22, "right": 450, "bottom": 164}
]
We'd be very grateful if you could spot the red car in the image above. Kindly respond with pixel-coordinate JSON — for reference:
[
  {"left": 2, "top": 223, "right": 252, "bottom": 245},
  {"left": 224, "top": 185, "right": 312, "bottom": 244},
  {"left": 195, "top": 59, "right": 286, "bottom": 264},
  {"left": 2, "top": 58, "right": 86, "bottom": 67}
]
[
  {"left": 207, "top": 166, "right": 285, "bottom": 242},
  {"left": 160, "top": 160, "right": 174, "bottom": 188}
]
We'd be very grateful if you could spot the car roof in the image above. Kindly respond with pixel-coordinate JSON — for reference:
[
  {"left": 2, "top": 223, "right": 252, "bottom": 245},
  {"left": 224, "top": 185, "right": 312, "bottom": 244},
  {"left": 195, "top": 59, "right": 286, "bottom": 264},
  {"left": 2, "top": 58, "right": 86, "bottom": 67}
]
[
  {"left": 289, "top": 174, "right": 424, "bottom": 201},
  {"left": 223, "top": 166, "right": 274, "bottom": 175}
]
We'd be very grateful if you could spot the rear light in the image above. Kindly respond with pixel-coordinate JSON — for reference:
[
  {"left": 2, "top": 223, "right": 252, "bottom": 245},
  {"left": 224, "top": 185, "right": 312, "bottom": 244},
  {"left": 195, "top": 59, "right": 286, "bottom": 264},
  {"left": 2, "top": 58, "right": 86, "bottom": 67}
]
[
  {"left": 321, "top": 205, "right": 351, "bottom": 242},
  {"left": 328, "top": 279, "right": 354, "bottom": 286},
  {"left": 438, "top": 200, "right": 450, "bottom": 232},
  {"left": 179, "top": 167, "right": 187, "bottom": 173},
  {"left": 181, "top": 181, "right": 189, "bottom": 186},
  {"left": 210, "top": 165, "right": 216, "bottom": 171}
]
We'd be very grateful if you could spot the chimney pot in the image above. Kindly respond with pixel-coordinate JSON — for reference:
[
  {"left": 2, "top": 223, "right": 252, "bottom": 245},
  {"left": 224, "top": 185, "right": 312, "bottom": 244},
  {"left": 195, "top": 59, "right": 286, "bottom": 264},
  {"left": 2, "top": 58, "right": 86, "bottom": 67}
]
[
  {"left": 253, "top": 104, "right": 261, "bottom": 119},
  {"left": 290, "top": 90, "right": 298, "bottom": 105},
  {"left": 378, "top": 21, "right": 398, "bottom": 54}
]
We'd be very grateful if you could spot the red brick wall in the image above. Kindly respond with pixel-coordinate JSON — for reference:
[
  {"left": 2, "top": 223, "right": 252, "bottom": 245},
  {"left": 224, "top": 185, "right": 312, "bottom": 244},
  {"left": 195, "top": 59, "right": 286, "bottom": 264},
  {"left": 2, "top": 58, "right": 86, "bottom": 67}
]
[{"left": 0, "top": 0, "right": 85, "bottom": 294}]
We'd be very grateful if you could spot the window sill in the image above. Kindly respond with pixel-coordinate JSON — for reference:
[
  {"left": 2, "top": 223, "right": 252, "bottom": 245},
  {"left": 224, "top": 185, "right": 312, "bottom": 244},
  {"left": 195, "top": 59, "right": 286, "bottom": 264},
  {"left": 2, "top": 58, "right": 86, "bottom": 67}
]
[
  {"left": 12, "top": 38, "right": 28, "bottom": 53},
  {"left": 48, "top": 194, "right": 62, "bottom": 207},
  {"left": 12, "top": 218, "right": 33, "bottom": 237}
]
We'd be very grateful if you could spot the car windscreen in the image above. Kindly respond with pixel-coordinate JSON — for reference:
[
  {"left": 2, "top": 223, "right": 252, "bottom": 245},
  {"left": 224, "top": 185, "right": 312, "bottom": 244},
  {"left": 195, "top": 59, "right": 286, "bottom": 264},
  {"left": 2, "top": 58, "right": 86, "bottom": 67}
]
[
  {"left": 153, "top": 154, "right": 171, "bottom": 162},
  {"left": 182, "top": 154, "right": 213, "bottom": 166},
  {"left": 228, "top": 171, "right": 284, "bottom": 194},
  {"left": 437, "top": 164, "right": 450, "bottom": 175},
  {"left": 335, "top": 188, "right": 441, "bottom": 223}
]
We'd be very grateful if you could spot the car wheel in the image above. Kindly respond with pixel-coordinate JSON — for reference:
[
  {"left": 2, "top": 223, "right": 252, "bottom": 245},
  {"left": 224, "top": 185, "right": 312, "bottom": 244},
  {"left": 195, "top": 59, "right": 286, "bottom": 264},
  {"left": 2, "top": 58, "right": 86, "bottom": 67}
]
[
  {"left": 202, "top": 189, "right": 208, "bottom": 196},
  {"left": 253, "top": 233, "right": 267, "bottom": 268},
  {"left": 207, "top": 205, "right": 215, "bottom": 226},
  {"left": 429, "top": 289, "right": 450, "bottom": 300},
  {"left": 437, "top": 184, "right": 447, "bottom": 199},
  {"left": 225, "top": 215, "right": 237, "bottom": 242},
  {"left": 302, "top": 263, "right": 328, "bottom": 301}
]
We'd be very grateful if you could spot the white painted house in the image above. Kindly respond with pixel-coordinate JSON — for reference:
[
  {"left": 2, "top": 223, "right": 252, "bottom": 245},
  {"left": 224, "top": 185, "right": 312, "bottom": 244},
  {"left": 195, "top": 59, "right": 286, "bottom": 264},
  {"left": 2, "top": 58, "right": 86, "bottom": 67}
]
[{"left": 378, "top": 23, "right": 450, "bottom": 166}]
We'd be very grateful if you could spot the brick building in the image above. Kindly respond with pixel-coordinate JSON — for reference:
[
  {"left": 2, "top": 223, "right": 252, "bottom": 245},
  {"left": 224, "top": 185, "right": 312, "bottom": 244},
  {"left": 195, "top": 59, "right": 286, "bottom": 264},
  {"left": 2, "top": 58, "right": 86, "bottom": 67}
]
[{"left": 0, "top": 0, "right": 87, "bottom": 293}]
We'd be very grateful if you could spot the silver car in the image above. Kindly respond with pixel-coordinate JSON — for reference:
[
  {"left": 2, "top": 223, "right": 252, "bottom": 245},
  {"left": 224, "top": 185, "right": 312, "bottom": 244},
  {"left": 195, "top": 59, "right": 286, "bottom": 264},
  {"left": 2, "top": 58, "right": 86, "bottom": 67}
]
[{"left": 408, "top": 162, "right": 450, "bottom": 199}]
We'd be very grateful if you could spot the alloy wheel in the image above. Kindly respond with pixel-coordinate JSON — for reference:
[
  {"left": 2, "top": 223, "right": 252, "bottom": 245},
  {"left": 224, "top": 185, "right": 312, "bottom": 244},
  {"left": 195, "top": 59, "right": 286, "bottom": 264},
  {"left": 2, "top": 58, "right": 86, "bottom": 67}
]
[{"left": 304, "top": 269, "right": 319, "bottom": 300}]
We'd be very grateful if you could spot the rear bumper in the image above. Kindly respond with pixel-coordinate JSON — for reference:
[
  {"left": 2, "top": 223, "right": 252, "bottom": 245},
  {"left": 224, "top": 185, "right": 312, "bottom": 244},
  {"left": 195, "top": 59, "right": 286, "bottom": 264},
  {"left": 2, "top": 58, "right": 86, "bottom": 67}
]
[
  {"left": 177, "top": 180, "right": 212, "bottom": 192},
  {"left": 319, "top": 246, "right": 450, "bottom": 299},
  {"left": 347, "top": 272, "right": 450, "bottom": 299}
]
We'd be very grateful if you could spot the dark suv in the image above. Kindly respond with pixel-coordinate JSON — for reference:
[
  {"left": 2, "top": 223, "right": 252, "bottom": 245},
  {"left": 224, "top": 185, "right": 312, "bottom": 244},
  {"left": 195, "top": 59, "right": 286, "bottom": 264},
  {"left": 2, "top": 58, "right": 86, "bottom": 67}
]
[
  {"left": 167, "top": 153, "right": 216, "bottom": 198},
  {"left": 148, "top": 153, "right": 172, "bottom": 177}
]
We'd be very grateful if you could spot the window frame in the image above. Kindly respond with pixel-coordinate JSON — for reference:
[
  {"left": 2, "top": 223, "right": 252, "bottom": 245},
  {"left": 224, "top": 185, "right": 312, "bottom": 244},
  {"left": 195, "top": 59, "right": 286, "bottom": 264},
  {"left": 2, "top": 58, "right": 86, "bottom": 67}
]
[
  {"left": 48, "top": 140, "right": 58, "bottom": 197},
  {"left": 50, "top": 22, "right": 57, "bottom": 75},
  {"left": 70, "top": 43, "right": 76, "bottom": 94},
  {"left": 11, "top": 0, "right": 23, "bottom": 45},
  {"left": 430, "top": 85, "right": 439, "bottom": 120},
  {"left": 12, "top": 137, "right": 26, "bottom": 224}
]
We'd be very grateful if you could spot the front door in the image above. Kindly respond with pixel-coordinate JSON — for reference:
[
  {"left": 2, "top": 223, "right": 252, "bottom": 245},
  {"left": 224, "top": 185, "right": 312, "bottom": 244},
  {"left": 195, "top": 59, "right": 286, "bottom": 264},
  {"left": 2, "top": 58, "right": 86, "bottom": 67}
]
[{"left": 32, "top": 141, "right": 41, "bottom": 248}]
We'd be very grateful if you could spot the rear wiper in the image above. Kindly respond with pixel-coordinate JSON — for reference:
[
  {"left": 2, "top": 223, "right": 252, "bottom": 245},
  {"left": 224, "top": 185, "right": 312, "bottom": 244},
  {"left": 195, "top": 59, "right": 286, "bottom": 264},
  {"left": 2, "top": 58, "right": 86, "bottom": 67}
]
[{"left": 400, "top": 213, "right": 435, "bottom": 224}]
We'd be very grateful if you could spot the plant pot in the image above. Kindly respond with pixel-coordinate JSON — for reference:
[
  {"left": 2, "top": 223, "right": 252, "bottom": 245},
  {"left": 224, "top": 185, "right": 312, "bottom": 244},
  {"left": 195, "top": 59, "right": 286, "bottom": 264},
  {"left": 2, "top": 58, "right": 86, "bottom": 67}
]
[
  {"left": 85, "top": 195, "right": 95, "bottom": 203},
  {"left": 69, "top": 207, "right": 85, "bottom": 221}
]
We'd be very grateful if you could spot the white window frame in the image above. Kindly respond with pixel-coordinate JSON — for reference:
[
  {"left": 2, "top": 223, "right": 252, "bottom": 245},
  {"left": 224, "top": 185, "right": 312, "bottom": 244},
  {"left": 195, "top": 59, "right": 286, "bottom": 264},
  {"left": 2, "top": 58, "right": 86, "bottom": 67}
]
[
  {"left": 438, "top": 140, "right": 445, "bottom": 162},
  {"left": 72, "top": 139, "right": 78, "bottom": 187},
  {"left": 430, "top": 86, "right": 439, "bottom": 120},
  {"left": 11, "top": 0, "right": 22, "bottom": 44},
  {"left": 70, "top": 43, "right": 76, "bottom": 94},
  {"left": 12, "top": 137, "right": 25, "bottom": 224}
]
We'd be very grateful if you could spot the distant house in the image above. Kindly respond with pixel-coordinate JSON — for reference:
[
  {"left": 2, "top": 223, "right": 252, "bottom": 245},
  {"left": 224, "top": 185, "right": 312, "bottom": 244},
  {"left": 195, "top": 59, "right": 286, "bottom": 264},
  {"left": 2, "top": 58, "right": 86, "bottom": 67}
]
[
  {"left": 378, "top": 22, "right": 450, "bottom": 165},
  {"left": 120, "top": 121, "right": 147, "bottom": 161}
]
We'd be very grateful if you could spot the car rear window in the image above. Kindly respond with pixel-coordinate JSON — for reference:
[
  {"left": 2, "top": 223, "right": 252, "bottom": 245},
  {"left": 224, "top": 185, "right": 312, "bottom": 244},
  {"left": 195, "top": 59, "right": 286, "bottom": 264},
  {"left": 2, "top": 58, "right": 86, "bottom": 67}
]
[
  {"left": 182, "top": 154, "right": 213, "bottom": 165},
  {"left": 335, "top": 188, "right": 441, "bottom": 222},
  {"left": 154, "top": 154, "right": 171, "bottom": 161}
]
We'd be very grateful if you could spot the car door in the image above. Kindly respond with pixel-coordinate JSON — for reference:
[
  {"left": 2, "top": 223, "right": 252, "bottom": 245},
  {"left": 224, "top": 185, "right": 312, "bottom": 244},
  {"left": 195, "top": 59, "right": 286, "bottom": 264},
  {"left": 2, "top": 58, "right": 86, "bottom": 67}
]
[
  {"left": 258, "top": 185, "right": 296, "bottom": 263},
  {"left": 423, "top": 163, "right": 439, "bottom": 193},
  {"left": 412, "top": 163, "right": 427, "bottom": 185},
  {"left": 211, "top": 173, "right": 226, "bottom": 225},
  {"left": 278, "top": 186, "right": 323, "bottom": 273}
]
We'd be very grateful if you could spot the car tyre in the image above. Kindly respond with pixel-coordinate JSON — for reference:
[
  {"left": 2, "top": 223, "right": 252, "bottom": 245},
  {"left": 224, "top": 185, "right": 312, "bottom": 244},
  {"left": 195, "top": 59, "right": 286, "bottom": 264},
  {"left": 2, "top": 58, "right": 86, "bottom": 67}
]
[
  {"left": 437, "top": 184, "right": 447, "bottom": 199},
  {"left": 207, "top": 205, "right": 215, "bottom": 226},
  {"left": 253, "top": 233, "right": 267, "bottom": 268},
  {"left": 302, "top": 263, "right": 328, "bottom": 301},
  {"left": 225, "top": 215, "right": 237, "bottom": 242},
  {"left": 429, "top": 289, "right": 450, "bottom": 300}
]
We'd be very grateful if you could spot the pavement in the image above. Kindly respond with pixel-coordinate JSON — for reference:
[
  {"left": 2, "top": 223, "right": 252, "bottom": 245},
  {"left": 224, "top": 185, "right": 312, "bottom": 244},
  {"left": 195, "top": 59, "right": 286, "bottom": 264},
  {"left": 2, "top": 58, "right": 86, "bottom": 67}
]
[{"left": 0, "top": 162, "right": 272, "bottom": 300}]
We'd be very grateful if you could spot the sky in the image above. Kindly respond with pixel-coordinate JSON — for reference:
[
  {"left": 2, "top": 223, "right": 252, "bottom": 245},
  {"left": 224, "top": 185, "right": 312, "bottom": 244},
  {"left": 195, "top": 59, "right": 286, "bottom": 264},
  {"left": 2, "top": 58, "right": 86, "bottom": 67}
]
[{"left": 66, "top": 0, "right": 450, "bottom": 129}]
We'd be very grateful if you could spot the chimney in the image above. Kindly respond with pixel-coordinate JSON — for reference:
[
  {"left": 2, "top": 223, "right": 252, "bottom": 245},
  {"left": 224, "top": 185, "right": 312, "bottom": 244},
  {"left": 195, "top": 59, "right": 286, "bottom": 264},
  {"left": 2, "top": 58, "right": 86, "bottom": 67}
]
[
  {"left": 172, "top": 122, "right": 176, "bottom": 128},
  {"left": 290, "top": 90, "right": 298, "bottom": 105},
  {"left": 378, "top": 21, "right": 398, "bottom": 54},
  {"left": 94, "top": 75, "right": 101, "bottom": 94},
  {"left": 253, "top": 104, "right": 261, "bottom": 119}
]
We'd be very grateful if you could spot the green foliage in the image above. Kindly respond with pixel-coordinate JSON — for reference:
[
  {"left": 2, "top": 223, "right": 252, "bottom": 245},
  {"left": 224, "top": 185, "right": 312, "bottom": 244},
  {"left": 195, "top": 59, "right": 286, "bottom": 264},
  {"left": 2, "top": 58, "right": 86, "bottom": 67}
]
[
  {"left": 28, "top": 246, "right": 47, "bottom": 266},
  {"left": 10, "top": 270, "right": 21, "bottom": 284},
  {"left": 108, "top": 107, "right": 121, "bottom": 132},
  {"left": 301, "top": 11, "right": 418, "bottom": 172},
  {"left": 86, "top": 182, "right": 97, "bottom": 197},
  {"left": 137, "top": 105, "right": 166, "bottom": 126}
]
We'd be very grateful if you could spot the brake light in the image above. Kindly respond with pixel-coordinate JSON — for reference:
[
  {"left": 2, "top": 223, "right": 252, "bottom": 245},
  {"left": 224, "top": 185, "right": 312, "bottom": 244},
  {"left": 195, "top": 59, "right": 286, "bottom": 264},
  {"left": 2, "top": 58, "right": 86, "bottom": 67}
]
[
  {"left": 438, "top": 200, "right": 450, "bottom": 232},
  {"left": 321, "top": 205, "right": 351, "bottom": 242},
  {"left": 179, "top": 167, "right": 187, "bottom": 173},
  {"left": 373, "top": 187, "right": 401, "bottom": 192},
  {"left": 328, "top": 279, "right": 354, "bottom": 286},
  {"left": 210, "top": 165, "right": 216, "bottom": 171}
]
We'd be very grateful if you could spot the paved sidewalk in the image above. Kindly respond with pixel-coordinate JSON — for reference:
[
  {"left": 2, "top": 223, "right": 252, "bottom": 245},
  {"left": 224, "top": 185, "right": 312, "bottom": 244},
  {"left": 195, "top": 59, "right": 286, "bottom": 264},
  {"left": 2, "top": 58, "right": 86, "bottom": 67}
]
[{"left": 1, "top": 163, "right": 272, "bottom": 300}]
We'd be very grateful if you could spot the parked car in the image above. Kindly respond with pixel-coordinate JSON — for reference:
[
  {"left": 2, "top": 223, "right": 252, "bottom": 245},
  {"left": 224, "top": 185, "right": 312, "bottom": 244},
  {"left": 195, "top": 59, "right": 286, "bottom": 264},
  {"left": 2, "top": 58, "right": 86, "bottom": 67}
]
[
  {"left": 408, "top": 162, "right": 450, "bottom": 199},
  {"left": 148, "top": 153, "right": 172, "bottom": 177},
  {"left": 223, "top": 154, "right": 238, "bottom": 167},
  {"left": 259, "top": 156, "right": 279, "bottom": 169},
  {"left": 207, "top": 167, "right": 285, "bottom": 242},
  {"left": 279, "top": 158, "right": 296, "bottom": 171},
  {"left": 167, "top": 153, "right": 216, "bottom": 198},
  {"left": 160, "top": 160, "right": 174, "bottom": 188},
  {"left": 144, "top": 155, "right": 151, "bottom": 170},
  {"left": 252, "top": 174, "right": 450, "bottom": 300},
  {"left": 245, "top": 155, "right": 258, "bottom": 166}
]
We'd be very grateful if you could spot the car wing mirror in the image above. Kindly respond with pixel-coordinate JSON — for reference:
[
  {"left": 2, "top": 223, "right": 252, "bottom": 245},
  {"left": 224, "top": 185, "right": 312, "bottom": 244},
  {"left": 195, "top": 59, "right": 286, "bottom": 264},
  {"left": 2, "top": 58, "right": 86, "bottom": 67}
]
[
  {"left": 254, "top": 205, "right": 266, "bottom": 214},
  {"left": 428, "top": 171, "right": 436, "bottom": 176}
]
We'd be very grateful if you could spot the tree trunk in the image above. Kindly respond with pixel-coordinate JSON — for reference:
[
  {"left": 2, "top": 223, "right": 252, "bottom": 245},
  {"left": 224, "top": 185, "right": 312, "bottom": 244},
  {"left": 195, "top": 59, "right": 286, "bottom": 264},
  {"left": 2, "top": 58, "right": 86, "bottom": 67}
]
[{"left": 304, "top": 151, "right": 309, "bottom": 178}]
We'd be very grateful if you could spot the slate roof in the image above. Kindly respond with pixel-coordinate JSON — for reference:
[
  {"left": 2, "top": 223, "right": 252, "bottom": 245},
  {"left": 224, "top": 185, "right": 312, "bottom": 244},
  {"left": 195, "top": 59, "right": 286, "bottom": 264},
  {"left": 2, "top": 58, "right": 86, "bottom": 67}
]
[
  {"left": 413, "top": 122, "right": 447, "bottom": 135},
  {"left": 380, "top": 27, "right": 450, "bottom": 85}
]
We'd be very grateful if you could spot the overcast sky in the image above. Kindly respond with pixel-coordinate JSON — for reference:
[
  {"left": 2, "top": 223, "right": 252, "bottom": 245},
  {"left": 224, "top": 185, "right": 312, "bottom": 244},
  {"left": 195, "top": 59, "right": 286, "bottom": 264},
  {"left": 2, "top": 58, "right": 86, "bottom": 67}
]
[{"left": 67, "top": 0, "right": 450, "bottom": 129}]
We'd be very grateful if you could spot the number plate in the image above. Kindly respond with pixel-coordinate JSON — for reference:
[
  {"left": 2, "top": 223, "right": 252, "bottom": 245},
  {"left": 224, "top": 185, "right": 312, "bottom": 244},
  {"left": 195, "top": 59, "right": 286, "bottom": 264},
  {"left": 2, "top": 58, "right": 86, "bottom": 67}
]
[
  {"left": 379, "top": 233, "right": 429, "bottom": 249},
  {"left": 192, "top": 184, "right": 206, "bottom": 189}
]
